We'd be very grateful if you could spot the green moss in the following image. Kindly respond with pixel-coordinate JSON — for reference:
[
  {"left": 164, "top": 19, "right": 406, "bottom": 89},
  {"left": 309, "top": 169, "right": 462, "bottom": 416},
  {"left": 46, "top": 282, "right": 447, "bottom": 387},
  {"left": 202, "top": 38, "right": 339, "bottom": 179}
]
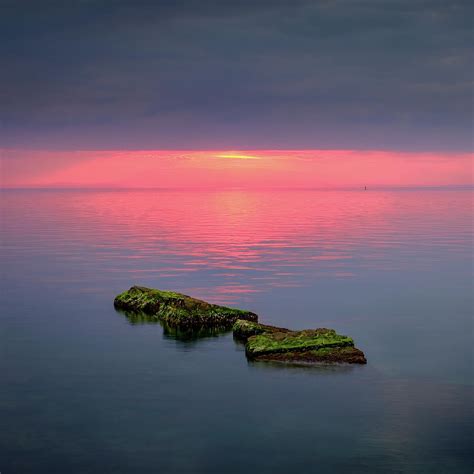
[
  {"left": 114, "top": 287, "right": 367, "bottom": 364},
  {"left": 114, "top": 286, "right": 258, "bottom": 328},
  {"left": 232, "top": 319, "right": 290, "bottom": 340},
  {"left": 245, "top": 328, "right": 354, "bottom": 358}
]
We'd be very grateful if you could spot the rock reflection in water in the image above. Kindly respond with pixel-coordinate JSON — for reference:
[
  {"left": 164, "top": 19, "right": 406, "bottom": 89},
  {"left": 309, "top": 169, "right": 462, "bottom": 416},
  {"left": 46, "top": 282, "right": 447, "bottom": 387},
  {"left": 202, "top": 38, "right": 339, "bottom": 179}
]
[{"left": 116, "top": 308, "right": 231, "bottom": 342}]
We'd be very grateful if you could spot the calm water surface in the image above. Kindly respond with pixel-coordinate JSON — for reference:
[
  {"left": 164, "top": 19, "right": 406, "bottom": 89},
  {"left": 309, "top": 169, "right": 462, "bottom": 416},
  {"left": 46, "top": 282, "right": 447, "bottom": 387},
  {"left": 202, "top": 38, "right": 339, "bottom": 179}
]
[{"left": 1, "top": 189, "right": 472, "bottom": 473}]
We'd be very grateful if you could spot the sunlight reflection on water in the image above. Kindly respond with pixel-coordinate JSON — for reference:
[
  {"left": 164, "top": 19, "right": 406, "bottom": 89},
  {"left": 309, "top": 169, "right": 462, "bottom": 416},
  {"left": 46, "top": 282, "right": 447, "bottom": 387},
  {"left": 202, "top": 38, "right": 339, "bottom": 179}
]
[{"left": 1, "top": 189, "right": 470, "bottom": 304}]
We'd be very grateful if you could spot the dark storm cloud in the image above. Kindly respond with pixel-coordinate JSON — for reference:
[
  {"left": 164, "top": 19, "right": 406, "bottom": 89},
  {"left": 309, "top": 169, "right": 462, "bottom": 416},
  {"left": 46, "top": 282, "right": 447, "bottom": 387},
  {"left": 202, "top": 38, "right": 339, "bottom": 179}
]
[{"left": 0, "top": 0, "right": 472, "bottom": 150}]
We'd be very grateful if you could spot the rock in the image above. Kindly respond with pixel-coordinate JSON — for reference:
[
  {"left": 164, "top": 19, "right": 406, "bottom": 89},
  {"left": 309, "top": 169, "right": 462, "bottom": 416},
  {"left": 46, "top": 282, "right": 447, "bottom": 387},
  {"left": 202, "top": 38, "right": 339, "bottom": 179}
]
[
  {"left": 114, "top": 288, "right": 367, "bottom": 365},
  {"left": 251, "top": 346, "right": 367, "bottom": 364},
  {"left": 233, "top": 320, "right": 366, "bottom": 364},
  {"left": 232, "top": 319, "right": 289, "bottom": 340},
  {"left": 114, "top": 286, "right": 258, "bottom": 328}
]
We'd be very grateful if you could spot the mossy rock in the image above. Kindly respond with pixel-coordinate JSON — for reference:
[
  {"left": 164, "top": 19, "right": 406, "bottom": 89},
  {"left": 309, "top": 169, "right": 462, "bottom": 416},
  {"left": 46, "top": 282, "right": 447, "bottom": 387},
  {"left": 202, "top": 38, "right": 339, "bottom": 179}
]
[
  {"left": 234, "top": 320, "right": 366, "bottom": 364},
  {"left": 114, "top": 286, "right": 258, "bottom": 328},
  {"left": 232, "top": 319, "right": 290, "bottom": 340}
]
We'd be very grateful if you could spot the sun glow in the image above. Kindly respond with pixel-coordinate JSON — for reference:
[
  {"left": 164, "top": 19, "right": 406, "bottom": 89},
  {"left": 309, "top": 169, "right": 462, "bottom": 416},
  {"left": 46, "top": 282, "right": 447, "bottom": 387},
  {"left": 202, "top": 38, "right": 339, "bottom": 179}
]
[
  {"left": 215, "top": 153, "right": 261, "bottom": 160},
  {"left": 1, "top": 149, "right": 472, "bottom": 188}
]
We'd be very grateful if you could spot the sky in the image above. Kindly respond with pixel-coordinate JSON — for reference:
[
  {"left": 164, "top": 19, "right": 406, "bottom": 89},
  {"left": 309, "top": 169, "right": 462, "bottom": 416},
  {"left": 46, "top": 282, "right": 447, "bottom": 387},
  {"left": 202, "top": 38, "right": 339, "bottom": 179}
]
[
  {"left": 0, "top": 0, "right": 472, "bottom": 187},
  {"left": 1, "top": 149, "right": 471, "bottom": 188}
]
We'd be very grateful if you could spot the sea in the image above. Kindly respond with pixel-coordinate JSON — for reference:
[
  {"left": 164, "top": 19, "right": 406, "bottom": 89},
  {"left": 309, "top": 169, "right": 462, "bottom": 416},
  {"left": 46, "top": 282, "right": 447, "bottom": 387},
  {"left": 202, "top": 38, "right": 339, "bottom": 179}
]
[{"left": 1, "top": 188, "right": 472, "bottom": 473}]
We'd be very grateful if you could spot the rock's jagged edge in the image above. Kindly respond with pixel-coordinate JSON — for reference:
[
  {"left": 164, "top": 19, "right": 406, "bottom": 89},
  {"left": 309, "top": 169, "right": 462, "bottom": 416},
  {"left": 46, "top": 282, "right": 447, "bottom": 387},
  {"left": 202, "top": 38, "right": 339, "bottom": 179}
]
[
  {"left": 114, "top": 286, "right": 258, "bottom": 328},
  {"left": 233, "top": 320, "right": 367, "bottom": 365}
]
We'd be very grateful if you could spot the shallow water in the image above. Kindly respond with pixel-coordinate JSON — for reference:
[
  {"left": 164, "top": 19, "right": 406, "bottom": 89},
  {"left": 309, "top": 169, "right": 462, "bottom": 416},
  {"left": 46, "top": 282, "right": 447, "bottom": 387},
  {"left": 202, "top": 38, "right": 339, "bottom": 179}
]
[{"left": 1, "top": 189, "right": 472, "bottom": 473}]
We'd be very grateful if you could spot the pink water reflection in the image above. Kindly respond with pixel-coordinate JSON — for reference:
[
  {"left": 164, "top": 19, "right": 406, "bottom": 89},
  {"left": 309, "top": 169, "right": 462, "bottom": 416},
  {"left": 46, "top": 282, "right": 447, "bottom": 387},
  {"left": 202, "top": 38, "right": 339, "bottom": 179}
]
[{"left": 1, "top": 189, "right": 471, "bottom": 303}]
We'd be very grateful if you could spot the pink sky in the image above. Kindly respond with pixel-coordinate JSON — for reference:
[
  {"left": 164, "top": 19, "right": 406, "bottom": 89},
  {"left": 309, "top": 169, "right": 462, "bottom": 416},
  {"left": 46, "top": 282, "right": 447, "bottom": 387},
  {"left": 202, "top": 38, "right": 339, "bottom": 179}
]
[{"left": 1, "top": 149, "right": 472, "bottom": 188}]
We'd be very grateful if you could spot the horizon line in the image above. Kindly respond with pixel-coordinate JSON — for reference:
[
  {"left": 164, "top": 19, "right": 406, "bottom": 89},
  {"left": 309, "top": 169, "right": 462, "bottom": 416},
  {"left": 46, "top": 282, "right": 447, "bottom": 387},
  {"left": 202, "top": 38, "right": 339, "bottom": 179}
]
[{"left": 2, "top": 184, "right": 473, "bottom": 191}]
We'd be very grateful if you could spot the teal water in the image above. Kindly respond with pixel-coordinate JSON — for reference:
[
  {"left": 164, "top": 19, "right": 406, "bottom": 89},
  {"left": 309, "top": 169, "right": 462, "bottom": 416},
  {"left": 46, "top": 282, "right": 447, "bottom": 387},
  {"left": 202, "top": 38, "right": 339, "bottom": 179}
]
[{"left": 1, "top": 189, "right": 472, "bottom": 473}]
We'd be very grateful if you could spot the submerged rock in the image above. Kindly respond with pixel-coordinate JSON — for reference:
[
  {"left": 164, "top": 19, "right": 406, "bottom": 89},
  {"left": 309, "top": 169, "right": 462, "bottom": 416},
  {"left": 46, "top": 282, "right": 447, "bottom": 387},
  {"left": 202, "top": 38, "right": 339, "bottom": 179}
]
[
  {"left": 233, "top": 320, "right": 366, "bottom": 364},
  {"left": 114, "top": 286, "right": 258, "bottom": 328}
]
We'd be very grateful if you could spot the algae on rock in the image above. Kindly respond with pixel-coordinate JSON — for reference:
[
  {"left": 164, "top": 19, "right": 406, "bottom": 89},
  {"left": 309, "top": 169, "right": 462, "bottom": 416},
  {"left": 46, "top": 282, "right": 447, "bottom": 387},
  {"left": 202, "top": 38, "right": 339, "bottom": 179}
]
[
  {"left": 232, "top": 319, "right": 289, "bottom": 340},
  {"left": 114, "top": 286, "right": 258, "bottom": 328},
  {"left": 232, "top": 320, "right": 366, "bottom": 364},
  {"left": 114, "top": 287, "right": 367, "bottom": 365}
]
